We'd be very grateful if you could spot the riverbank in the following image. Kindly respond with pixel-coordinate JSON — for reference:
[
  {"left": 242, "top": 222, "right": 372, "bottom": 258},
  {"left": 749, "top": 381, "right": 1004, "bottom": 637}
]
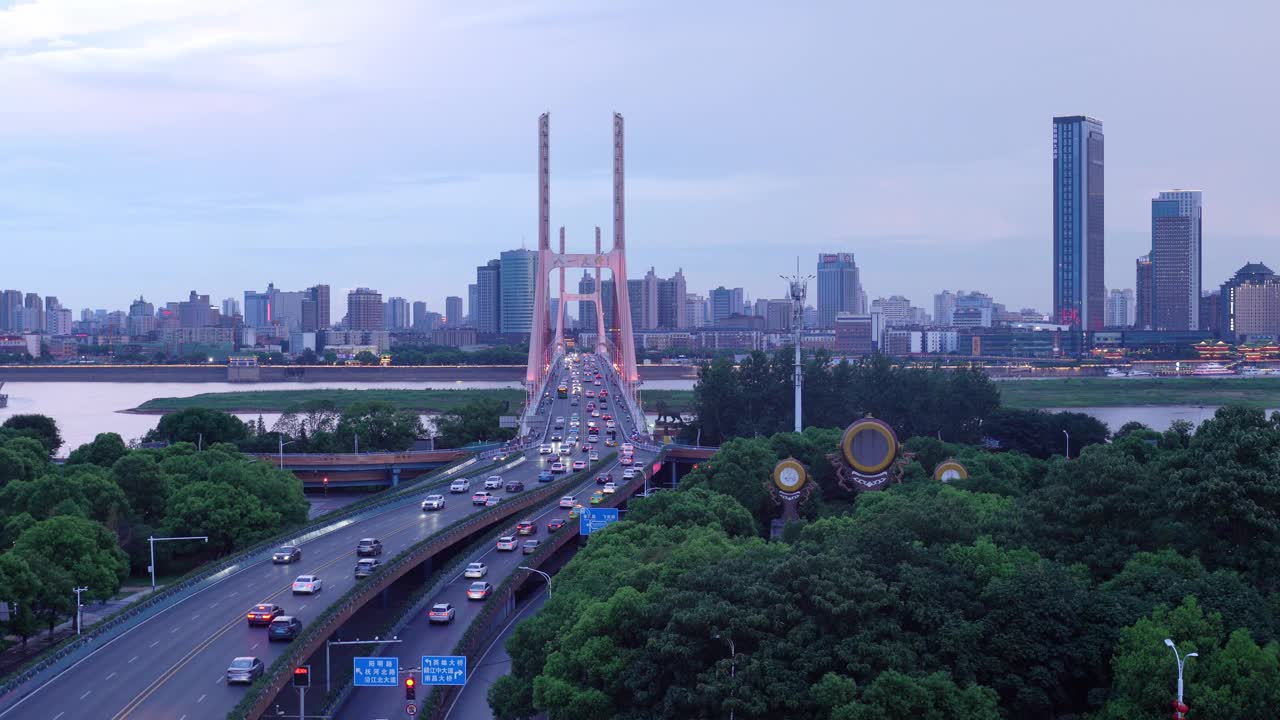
[
  {"left": 0, "top": 363, "right": 699, "bottom": 383},
  {"left": 999, "top": 376, "right": 1280, "bottom": 410},
  {"left": 133, "top": 388, "right": 697, "bottom": 414}
]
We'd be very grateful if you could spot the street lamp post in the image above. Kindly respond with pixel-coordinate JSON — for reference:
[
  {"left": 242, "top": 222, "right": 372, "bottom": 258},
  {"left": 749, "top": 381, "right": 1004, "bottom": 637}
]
[
  {"left": 148, "top": 535, "right": 209, "bottom": 591},
  {"left": 1164, "top": 638, "right": 1198, "bottom": 718},
  {"left": 517, "top": 566, "right": 552, "bottom": 598},
  {"left": 279, "top": 438, "right": 296, "bottom": 469},
  {"left": 72, "top": 586, "right": 89, "bottom": 635},
  {"left": 353, "top": 433, "right": 359, "bottom": 454},
  {"left": 713, "top": 633, "right": 737, "bottom": 720},
  {"left": 1063, "top": 429, "right": 1070, "bottom": 459}
]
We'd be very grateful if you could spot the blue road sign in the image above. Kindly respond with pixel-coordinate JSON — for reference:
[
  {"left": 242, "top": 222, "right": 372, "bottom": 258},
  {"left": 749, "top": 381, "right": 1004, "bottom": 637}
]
[
  {"left": 420, "top": 655, "right": 466, "bottom": 686},
  {"left": 579, "top": 507, "right": 620, "bottom": 536},
  {"left": 353, "top": 656, "right": 400, "bottom": 687}
]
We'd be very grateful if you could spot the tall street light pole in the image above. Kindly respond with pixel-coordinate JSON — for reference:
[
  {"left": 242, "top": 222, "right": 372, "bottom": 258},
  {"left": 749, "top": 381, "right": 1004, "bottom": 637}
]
[
  {"left": 279, "top": 438, "right": 296, "bottom": 469},
  {"left": 148, "top": 535, "right": 209, "bottom": 591},
  {"left": 1164, "top": 638, "right": 1198, "bottom": 718},
  {"left": 713, "top": 633, "right": 737, "bottom": 720},
  {"left": 72, "top": 586, "right": 89, "bottom": 635},
  {"left": 518, "top": 567, "right": 552, "bottom": 598},
  {"left": 1063, "top": 429, "right": 1070, "bottom": 459}
]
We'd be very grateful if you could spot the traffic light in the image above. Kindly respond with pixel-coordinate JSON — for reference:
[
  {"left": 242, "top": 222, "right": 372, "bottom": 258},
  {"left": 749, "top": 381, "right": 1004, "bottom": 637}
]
[
  {"left": 293, "top": 665, "right": 311, "bottom": 687},
  {"left": 404, "top": 676, "right": 416, "bottom": 700}
]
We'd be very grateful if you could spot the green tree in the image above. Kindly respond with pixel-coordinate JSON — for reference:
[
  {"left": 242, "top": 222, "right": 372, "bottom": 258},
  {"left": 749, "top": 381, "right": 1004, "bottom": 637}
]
[
  {"left": 143, "top": 408, "right": 249, "bottom": 446},
  {"left": 66, "top": 432, "right": 129, "bottom": 468},
  {"left": 434, "top": 398, "right": 517, "bottom": 448},
  {"left": 677, "top": 437, "right": 778, "bottom": 533},
  {"left": 164, "top": 481, "right": 281, "bottom": 553},
  {"left": 832, "top": 670, "right": 1000, "bottom": 720},
  {"left": 0, "top": 553, "right": 41, "bottom": 648},
  {"left": 335, "top": 401, "right": 423, "bottom": 452},
  {"left": 354, "top": 350, "right": 378, "bottom": 365},
  {"left": 13, "top": 515, "right": 129, "bottom": 632},
  {"left": 110, "top": 453, "right": 171, "bottom": 524},
  {"left": 1, "top": 414, "right": 63, "bottom": 454}
]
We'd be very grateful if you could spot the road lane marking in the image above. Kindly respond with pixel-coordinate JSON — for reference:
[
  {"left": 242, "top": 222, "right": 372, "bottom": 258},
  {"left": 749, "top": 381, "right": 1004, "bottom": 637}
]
[
  {"left": 111, "top": 438, "right": 596, "bottom": 719},
  {"left": 128, "top": 656, "right": 137, "bottom": 663},
  {"left": 79, "top": 691, "right": 91, "bottom": 700},
  {"left": 250, "top": 643, "right": 259, "bottom": 650},
  {"left": 197, "top": 694, "right": 206, "bottom": 703},
  {"left": 52, "top": 714, "right": 64, "bottom": 720},
  {"left": 148, "top": 641, "right": 159, "bottom": 648},
  {"left": 106, "top": 672, "right": 116, "bottom": 680}
]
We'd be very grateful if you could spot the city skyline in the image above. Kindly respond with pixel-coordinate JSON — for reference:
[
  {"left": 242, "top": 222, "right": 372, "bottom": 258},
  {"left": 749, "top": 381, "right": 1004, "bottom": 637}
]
[{"left": 3, "top": 2, "right": 1279, "bottom": 314}]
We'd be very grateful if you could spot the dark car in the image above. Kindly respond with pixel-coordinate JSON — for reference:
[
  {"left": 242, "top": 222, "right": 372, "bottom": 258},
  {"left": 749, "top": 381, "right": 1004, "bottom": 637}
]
[
  {"left": 246, "top": 603, "right": 283, "bottom": 626},
  {"left": 596, "top": 474, "right": 612, "bottom": 485},
  {"left": 267, "top": 616, "right": 303, "bottom": 641},
  {"left": 354, "top": 558, "right": 381, "bottom": 578},
  {"left": 515, "top": 520, "right": 536, "bottom": 536},
  {"left": 547, "top": 518, "right": 566, "bottom": 532},
  {"left": 271, "top": 545, "right": 301, "bottom": 564},
  {"left": 505, "top": 479, "right": 525, "bottom": 493},
  {"left": 356, "top": 538, "right": 383, "bottom": 557},
  {"left": 522, "top": 539, "right": 542, "bottom": 555}
]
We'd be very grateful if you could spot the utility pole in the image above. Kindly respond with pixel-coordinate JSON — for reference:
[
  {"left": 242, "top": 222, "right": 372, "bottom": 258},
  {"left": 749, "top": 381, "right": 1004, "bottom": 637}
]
[
  {"left": 782, "top": 259, "right": 812, "bottom": 434},
  {"left": 72, "top": 586, "right": 88, "bottom": 635}
]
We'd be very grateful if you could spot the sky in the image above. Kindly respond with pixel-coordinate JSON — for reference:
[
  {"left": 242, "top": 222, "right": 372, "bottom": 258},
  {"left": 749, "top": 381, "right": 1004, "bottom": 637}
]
[{"left": 2, "top": 0, "right": 1278, "bottom": 318}]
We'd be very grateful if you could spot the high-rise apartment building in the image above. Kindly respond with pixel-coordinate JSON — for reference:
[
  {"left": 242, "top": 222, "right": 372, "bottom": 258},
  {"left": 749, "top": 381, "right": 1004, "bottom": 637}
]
[
  {"left": 129, "top": 297, "right": 156, "bottom": 336},
  {"left": 445, "top": 296, "right": 463, "bottom": 326},
  {"left": 933, "top": 291, "right": 956, "bottom": 327},
  {"left": 22, "top": 293, "right": 43, "bottom": 332},
  {"left": 0, "top": 290, "right": 21, "bottom": 331},
  {"left": 657, "top": 269, "right": 687, "bottom": 329},
  {"left": 178, "top": 291, "right": 212, "bottom": 328},
  {"left": 765, "top": 300, "right": 792, "bottom": 332},
  {"left": 1135, "top": 255, "right": 1153, "bottom": 330},
  {"left": 220, "top": 298, "right": 241, "bottom": 318},
  {"left": 639, "top": 268, "right": 660, "bottom": 329},
  {"left": 685, "top": 293, "right": 707, "bottom": 329},
  {"left": 871, "top": 295, "right": 926, "bottom": 327},
  {"left": 1219, "top": 262, "right": 1280, "bottom": 342},
  {"left": 1052, "top": 115, "right": 1105, "bottom": 330},
  {"left": 384, "top": 297, "right": 410, "bottom": 330},
  {"left": 951, "top": 292, "right": 994, "bottom": 328},
  {"left": 817, "top": 253, "right": 863, "bottom": 328},
  {"left": 627, "top": 280, "right": 644, "bottom": 332},
  {"left": 475, "top": 260, "right": 502, "bottom": 334},
  {"left": 347, "top": 288, "right": 385, "bottom": 331},
  {"left": 307, "top": 284, "right": 331, "bottom": 330},
  {"left": 412, "top": 301, "right": 431, "bottom": 332},
  {"left": 1150, "top": 190, "right": 1203, "bottom": 331},
  {"left": 1106, "top": 288, "right": 1136, "bottom": 328},
  {"left": 499, "top": 249, "right": 537, "bottom": 334},
  {"left": 600, "top": 280, "right": 618, "bottom": 334},
  {"left": 709, "top": 287, "right": 744, "bottom": 326},
  {"left": 466, "top": 284, "right": 479, "bottom": 327},
  {"left": 271, "top": 289, "right": 307, "bottom": 331},
  {"left": 576, "top": 272, "right": 597, "bottom": 329}
]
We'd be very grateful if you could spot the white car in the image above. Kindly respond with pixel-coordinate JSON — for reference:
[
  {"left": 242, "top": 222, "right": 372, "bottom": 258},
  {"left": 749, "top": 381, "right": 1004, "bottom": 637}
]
[
  {"left": 622, "top": 444, "right": 633, "bottom": 454},
  {"left": 603, "top": 482, "right": 616, "bottom": 494},
  {"left": 539, "top": 444, "right": 553, "bottom": 455},
  {"left": 619, "top": 455, "right": 633, "bottom": 466},
  {"left": 472, "top": 491, "right": 493, "bottom": 505},
  {"left": 554, "top": 417, "right": 565, "bottom": 428},
  {"left": 464, "top": 562, "right": 488, "bottom": 579},
  {"left": 559, "top": 496, "right": 576, "bottom": 508},
  {"left": 449, "top": 479, "right": 471, "bottom": 493},
  {"left": 484, "top": 476, "right": 504, "bottom": 490},
  {"left": 421, "top": 494, "right": 445, "bottom": 511},
  {"left": 622, "top": 468, "right": 636, "bottom": 479},
  {"left": 589, "top": 451, "right": 600, "bottom": 461},
  {"left": 292, "top": 575, "right": 322, "bottom": 594},
  {"left": 606, "top": 420, "right": 616, "bottom": 429},
  {"left": 572, "top": 460, "right": 587, "bottom": 471},
  {"left": 551, "top": 462, "right": 566, "bottom": 473}
]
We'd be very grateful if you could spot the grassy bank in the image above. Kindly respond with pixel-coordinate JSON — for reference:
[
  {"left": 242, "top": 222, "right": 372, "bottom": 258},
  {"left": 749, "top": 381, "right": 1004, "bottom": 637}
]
[
  {"left": 135, "top": 388, "right": 527, "bottom": 413},
  {"left": 134, "top": 388, "right": 696, "bottom": 414},
  {"left": 998, "top": 376, "right": 1280, "bottom": 410}
]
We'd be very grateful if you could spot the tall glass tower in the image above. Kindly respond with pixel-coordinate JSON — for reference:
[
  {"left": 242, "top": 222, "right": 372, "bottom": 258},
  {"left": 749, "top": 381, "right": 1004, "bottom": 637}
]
[
  {"left": 499, "top": 248, "right": 538, "bottom": 334},
  {"left": 1052, "top": 115, "right": 1105, "bottom": 330},
  {"left": 1150, "top": 190, "right": 1203, "bottom": 331},
  {"left": 816, "top": 253, "right": 862, "bottom": 328}
]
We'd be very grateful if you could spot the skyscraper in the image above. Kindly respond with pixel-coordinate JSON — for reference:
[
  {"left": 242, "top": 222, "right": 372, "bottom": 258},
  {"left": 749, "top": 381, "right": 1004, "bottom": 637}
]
[
  {"left": 656, "top": 269, "right": 688, "bottom": 329},
  {"left": 816, "top": 253, "right": 863, "bottom": 328},
  {"left": 307, "top": 284, "right": 331, "bottom": 330},
  {"left": 347, "top": 288, "right": 385, "bottom": 330},
  {"left": 1150, "top": 190, "right": 1203, "bottom": 331},
  {"left": 499, "top": 249, "right": 538, "bottom": 334},
  {"left": 475, "top": 260, "right": 502, "bottom": 334},
  {"left": 1106, "top": 288, "right": 1136, "bottom": 328},
  {"left": 1135, "top": 255, "right": 1153, "bottom": 330},
  {"left": 244, "top": 287, "right": 271, "bottom": 328},
  {"left": 627, "top": 280, "right": 644, "bottom": 331},
  {"left": 445, "top": 296, "right": 463, "bottom": 326},
  {"left": 178, "top": 291, "right": 212, "bottom": 328},
  {"left": 0, "top": 290, "right": 21, "bottom": 331},
  {"left": 1220, "top": 262, "right": 1280, "bottom": 341},
  {"left": 1052, "top": 115, "right": 1105, "bottom": 330},
  {"left": 709, "top": 286, "right": 744, "bottom": 326},
  {"left": 412, "top": 301, "right": 430, "bottom": 332},
  {"left": 384, "top": 297, "right": 410, "bottom": 330},
  {"left": 467, "top": 284, "right": 479, "bottom": 326},
  {"left": 640, "top": 268, "right": 660, "bottom": 329},
  {"left": 221, "top": 298, "right": 241, "bottom": 318},
  {"left": 933, "top": 291, "right": 956, "bottom": 327},
  {"left": 577, "top": 272, "right": 597, "bottom": 329}
]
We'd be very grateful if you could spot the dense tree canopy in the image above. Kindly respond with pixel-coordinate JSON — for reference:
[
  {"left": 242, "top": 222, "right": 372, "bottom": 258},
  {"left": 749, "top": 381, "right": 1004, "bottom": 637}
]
[
  {"left": 434, "top": 397, "right": 518, "bottom": 448},
  {"left": 495, "top": 406, "right": 1280, "bottom": 719}
]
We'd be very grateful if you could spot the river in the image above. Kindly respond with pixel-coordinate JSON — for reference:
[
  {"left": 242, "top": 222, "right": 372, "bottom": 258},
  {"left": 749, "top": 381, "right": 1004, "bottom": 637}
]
[
  {"left": 0, "top": 379, "right": 696, "bottom": 454},
  {"left": 1046, "top": 405, "right": 1280, "bottom": 433}
]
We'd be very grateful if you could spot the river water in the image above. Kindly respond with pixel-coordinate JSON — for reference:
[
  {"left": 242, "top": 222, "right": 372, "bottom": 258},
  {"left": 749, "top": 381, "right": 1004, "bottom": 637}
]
[{"left": 0, "top": 379, "right": 696, "bottom": 455}]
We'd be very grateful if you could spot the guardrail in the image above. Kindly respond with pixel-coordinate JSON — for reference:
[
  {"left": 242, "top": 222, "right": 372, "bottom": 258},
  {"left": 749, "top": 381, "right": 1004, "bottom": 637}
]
[
  {"left": 0, "top": 452, "right": 488, "bottom": 711},
  {"left": 228, "top": 453, "right": 615, "bottom": 720},
  {"left": 421, "top": 454, "right": 650, "bottom": 719}
]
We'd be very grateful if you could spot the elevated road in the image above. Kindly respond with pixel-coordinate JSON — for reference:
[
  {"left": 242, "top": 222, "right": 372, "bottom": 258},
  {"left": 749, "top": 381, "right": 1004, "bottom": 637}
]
[{"left": 0, "top": 365, "right": 590, "bottom": 720}]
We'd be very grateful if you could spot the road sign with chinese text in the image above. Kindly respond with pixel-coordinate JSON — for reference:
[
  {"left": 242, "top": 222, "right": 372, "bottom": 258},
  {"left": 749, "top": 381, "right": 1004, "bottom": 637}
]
[
  {"left": 419, "top": 655, "right": 466, "bottom": 686},
  {"left": 353, "top": 656, "right": 400, "bottom": 686},
  {"left": 579, "top": 507, "right": 620, "bottom": 536}
]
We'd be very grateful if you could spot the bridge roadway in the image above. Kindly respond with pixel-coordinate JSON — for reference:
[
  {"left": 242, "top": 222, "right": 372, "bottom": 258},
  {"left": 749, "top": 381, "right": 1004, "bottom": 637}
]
[
  {"left": 337, "top": 353, "right": 648, "bottom": 719},
  {"left": 0, "top": 363, "right": 593, "bottom": 720},
  {"left": 339, "top": 449, "right": 650, "bottom": 719}
]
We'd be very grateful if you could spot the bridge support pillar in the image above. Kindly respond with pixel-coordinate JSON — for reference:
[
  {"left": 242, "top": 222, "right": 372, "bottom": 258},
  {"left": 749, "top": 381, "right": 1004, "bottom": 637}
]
[
  {"left": 420, "top": 555, "right": 434, "bottom": 580},
  {"left": 380, "top": 586, "right": 390, "bottom": 609},
  {"left": 671, "top": 461, "right": 678, "bottom": 488},
  {"left": 390, "top": 467, "right": 401, "bottom": 487}
]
